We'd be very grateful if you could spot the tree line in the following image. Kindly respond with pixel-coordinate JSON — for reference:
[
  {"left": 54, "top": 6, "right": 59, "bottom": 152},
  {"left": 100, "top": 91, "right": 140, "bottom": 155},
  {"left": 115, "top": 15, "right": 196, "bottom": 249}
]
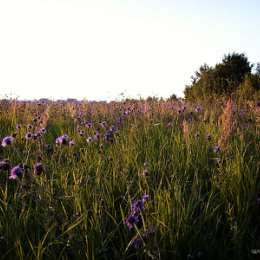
[{"left": 184, "top": 53, "right": 260, "bottom": 101}]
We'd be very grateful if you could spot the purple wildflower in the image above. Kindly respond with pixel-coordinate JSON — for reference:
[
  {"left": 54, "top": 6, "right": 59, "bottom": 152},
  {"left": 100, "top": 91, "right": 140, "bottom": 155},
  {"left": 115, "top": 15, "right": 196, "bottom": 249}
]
[
  {"left": 9, "top": 164, "right": 24, "bottom": 180},
  {"left": 144, "top": 162, "right": 149, "bottom": 167},
  {"left": 195, "top": 132, "right": 200, "bottom": 137},
  {"left": 56, "top": 135, "right": 69, "bottom": 145},
  {"left": 101, "top": 121, "right": 107, "bottom": 127},
  {"left": 86, "top": 137, "right": 93, "bottom": 143},
  {"left": 105, "top": 132, "right": 113, "bottom": 142},
  {"left": 132, "top": 226, "right": 155, "bottom": 249},
  {"left": 34, "top": 163, "right": 44, "bottom": 175},
  {"left": 125, "top": 214, "right": 139, "bottom": 229},
  {"left": 133, "top": 236, "right": 143, "bottom": 250},
  {"left": 1, "top": 136, "right": 13, "bottom": 147},
  {"left": 25, "top": 132, "right": 33, "bottom": 139},
  {"left": 109, "top": 125, "right": 115, "bottom": 132},
  {"left": 206, "top": 134, "right": 211, "bottom": 141},
  {"left": 35, "top": 132, "right": 42, "bottom": 139},
  {"left": 142, "top": 169, "right": 149, "bottom": 176},
  {"left": 0, "top": 159, "right": 11, "bottom": 171},
  {"left": 86, "top": 123, "right": 92, "bottom": 128},
  {"left": 214, "top": 146, "right": 221, "bottom": 153},
  {"left": 40, "top": 128, "right": 46, "bottom": 134},
  {"left": 94, "top": 132, "right": 101, "bottom": 139},
  {"left": 142, "top": 194, "right": 150, "bottom": 203},
  {"left": 69, "top": 141, "right": 75, "bottom": 146},
  {"left": 124, "top": 110, "right": 131, "bottom": 115},
  {"left": 195, "top": 106, "right": 202, "bottom": 112},
  {"left": 16, "top": 124, "right": 22, "bottom": 129},
  {"left": 131, "top": 200, "right": 145, "bottom": 215},
  {"left": 125, "top": 195, "right": 150, "bottom": 230}
]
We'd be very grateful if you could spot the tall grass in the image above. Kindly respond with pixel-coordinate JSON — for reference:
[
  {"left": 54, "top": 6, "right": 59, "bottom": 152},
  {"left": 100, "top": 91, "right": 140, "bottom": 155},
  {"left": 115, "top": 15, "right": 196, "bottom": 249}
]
[{"left": 0, "top": 98, "right": 259, "bottom": 259}]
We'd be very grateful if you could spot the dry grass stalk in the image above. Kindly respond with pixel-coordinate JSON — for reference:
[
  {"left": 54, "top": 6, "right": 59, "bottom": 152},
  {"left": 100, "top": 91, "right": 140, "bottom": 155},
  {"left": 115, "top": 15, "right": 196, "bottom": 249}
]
[
  {"left": 183, "top": 120, "right": 190, "bottom": 137},
  {"left": 217, "top": 100, "right": 234, "bottom": 150}
]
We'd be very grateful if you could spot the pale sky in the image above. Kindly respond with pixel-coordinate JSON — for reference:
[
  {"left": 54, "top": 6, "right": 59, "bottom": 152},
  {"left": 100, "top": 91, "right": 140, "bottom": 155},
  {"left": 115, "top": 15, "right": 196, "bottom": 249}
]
[{"left": 0, "top": 0, "right": 259, "bottom": 101}]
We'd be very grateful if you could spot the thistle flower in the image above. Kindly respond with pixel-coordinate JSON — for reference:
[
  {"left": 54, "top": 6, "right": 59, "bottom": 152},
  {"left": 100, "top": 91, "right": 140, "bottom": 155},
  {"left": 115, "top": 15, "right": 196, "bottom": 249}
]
[
  {"left": 142, "top": 194, "right": 150, "bottom": 203},
  {"left": 132, "top": 236, "right": 143, "bottom": 250},
  {"left": 40, "top": 128, "right": 46, "bottom": 134},
  {"left": 105, "top": 132, "right": 113, "bottom": 142},
  {"left": 131, "top": 199, "right": 144, "bottom": 212},
  {"left": 125, "top": 214, "right": 139, "bottom": 229},
  {"left": 125, "top": 194, "right": 150, "bottom": 230},
  {"left": 0, "top": 159, "right": 11, "bottom": 171},
  {"left": 9, "top": 164, "right": 24, "bottom": 180},
  {"left": 69, "top": 141, "right": 75, "bottom": 146},
  {"left": 214, "top": 146, "right": 221, "bottom": 153},
  {"left": 33, "top": 132, "right": 42, "bottom": 140},
  {"left": 195, "top": 106, "right": 202, "bottom": 112},
  {"left": 1, "top": 136, "right": 13, "bottom": 147},
  {"left": 101, "top": 121, "right": 107, "bottom": 127},
  {"left": 86, "top": 123, "right": 92, "bottom": 128},
  {"left": 142, "top": 169, "right": 149, "bottom": 176},
  {"left": 86, "top": 137, "right": 93, "bottom": 143},
  {"left": 56, "top": 135, "right": 69, "bottom": 145},
  {"left": 132, "top": 226, "right": 155, "bottom": 250},
  {"left": 206, "top": 134, "right": 211, "bottom": 141},
  {"left": 94, "top": 132, "right": 101, "bottom": 139},
  {"left": 34, "top": 162, "right": 44, "bottom": 175},
  {"left": 25, "top": 132, "right": 33, "bottom": 139},
  {"left": 109, "top": 125, "right": 115, "bottom": 132}
]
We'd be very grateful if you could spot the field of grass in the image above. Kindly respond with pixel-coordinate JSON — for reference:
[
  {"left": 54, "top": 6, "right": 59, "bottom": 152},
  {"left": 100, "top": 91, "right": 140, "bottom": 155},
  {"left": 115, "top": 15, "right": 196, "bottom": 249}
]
[{"left": 0, "top": 98, "right": 259, "bottom": 259}]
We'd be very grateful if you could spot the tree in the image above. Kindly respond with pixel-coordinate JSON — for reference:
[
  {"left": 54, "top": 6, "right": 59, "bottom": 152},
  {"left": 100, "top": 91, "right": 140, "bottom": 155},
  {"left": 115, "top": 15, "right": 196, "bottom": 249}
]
[
  {"left": 256, "top": 62, "right": 260, "bottom": 76},
  {"left": 185, "top": 53, "right": 253, "bottom": 100},
  {"left": 167, "top": 93, "right": 178, "bottom": 101}
]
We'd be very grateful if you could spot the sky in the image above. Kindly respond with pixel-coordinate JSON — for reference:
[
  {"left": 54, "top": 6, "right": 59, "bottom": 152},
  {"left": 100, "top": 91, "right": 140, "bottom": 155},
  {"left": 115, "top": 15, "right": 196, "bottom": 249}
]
[{"left": 0, "top": 0, "right": 259, "bottom": 101}]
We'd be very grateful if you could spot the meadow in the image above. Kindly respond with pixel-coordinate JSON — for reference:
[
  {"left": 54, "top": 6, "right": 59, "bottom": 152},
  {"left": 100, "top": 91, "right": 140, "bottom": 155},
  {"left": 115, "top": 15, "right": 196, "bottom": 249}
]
[{"left": 0, "top": 98, "right": 259, "bottom": 260}]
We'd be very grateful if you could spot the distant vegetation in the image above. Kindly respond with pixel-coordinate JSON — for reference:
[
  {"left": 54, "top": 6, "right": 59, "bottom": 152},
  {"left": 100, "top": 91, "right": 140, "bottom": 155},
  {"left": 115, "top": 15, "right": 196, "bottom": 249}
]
[{"left": 184, "top": 53, "right": 260, "bottom": 102}]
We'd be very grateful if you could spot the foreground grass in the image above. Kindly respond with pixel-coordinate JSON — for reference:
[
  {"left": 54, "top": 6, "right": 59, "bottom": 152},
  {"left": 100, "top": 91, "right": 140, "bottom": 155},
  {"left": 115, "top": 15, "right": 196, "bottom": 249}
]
[{"left": 0, "top": 99, "right": 259, "bottom": 259}]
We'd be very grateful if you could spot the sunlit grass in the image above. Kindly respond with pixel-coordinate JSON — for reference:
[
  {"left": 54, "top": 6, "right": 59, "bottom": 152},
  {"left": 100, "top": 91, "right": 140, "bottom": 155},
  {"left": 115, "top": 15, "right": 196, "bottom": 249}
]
[{"left": 0, "top": 98, "right": 259, "bottom": 259}]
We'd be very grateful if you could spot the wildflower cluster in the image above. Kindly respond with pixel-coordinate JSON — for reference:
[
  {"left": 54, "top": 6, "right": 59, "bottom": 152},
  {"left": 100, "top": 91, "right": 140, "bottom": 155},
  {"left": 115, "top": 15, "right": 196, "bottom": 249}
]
[{"left": 125, "top": 194, "right": 149, "bottom": 229}]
